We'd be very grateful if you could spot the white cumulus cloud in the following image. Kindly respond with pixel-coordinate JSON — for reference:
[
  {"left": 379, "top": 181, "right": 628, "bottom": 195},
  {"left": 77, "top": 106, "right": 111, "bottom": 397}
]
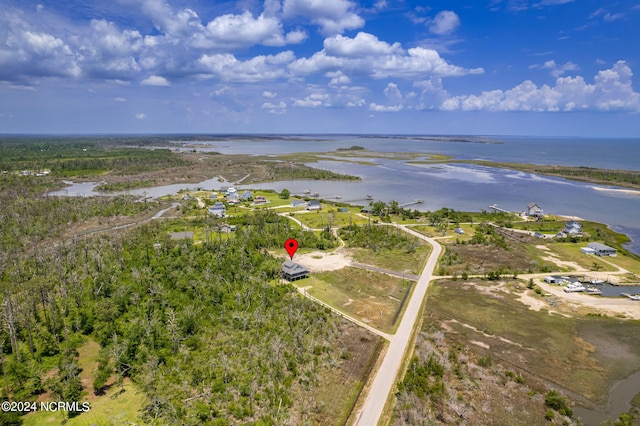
[
  {"left": 429, "top": 11, "right": 460, "bottom": 35},
  {"left": 441, "top": 61, "right": 640, "bottom": 112},
  {"left": 369, "top": 103, "right": 403, "bottom": 112},
  {"left": 141, "top": 75, "right": 170, "bottom": 86},
  {"left": 290, "top": 32, "right": 483, "bottom": 80},
  {"left": 135, "top": 112, "right": 147, "bottom": 119},
  {"left": 282, "top": 0, "right": 364, "bottom": 34}
]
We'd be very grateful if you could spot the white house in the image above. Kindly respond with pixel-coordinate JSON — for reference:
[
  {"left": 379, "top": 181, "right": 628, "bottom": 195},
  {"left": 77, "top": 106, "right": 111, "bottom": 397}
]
[
  {"left": 525, "top": 202, "right": 544, "bottom": 218},
  {"left": 564, "top": 221, "right": 582, "bottom": 234}
]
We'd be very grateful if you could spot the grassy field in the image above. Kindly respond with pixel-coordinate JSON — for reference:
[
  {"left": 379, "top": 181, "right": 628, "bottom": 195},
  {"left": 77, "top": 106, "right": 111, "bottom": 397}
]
[
  {"left": 350, "top": 244, "right": 430, "bottom": 276},
  {"left": 23, "top": 339, "right": 147, "bottom": 426},
  {"left": 292, "top": 208, "right": 369, "bottom": 229},
  {"left": 425, "top": 279, "right": 640, "bottom": 405},
  {"left": 303, "top": 267, "right": 411, "bottom": 333}
]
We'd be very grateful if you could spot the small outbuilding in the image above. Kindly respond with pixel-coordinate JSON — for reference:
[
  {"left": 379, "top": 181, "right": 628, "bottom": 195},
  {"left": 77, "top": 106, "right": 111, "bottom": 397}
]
[
  {"left": 588, "top": 242, "right": 617, "bottom": 257},
  {"left": 282, "top": 260, "right": 310, "bottom": 281},
  {"left": 580, "top": 247, "right": 596, "bottom": 255}
]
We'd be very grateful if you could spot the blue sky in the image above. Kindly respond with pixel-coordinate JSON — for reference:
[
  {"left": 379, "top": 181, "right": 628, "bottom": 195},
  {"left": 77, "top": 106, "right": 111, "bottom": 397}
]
[{"left": 1, "top": 0, "right": 639, "bottom": 136}]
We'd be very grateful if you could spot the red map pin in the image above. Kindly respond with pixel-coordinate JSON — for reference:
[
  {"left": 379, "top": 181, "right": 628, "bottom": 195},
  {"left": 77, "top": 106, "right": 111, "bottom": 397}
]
[{"left": 284, "top": 238, "right": 299, "bottom": 260}]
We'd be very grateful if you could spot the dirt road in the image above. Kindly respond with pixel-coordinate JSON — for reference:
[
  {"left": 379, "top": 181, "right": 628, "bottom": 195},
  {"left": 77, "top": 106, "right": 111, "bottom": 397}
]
[{"left": 353, "top": 225, "right": 442, "bottom": 426}]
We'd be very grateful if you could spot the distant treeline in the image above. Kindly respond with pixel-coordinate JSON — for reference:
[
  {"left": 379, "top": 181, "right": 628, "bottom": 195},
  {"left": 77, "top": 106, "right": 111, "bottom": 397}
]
[
  {"left": 0, "top": 138, "right": 189, "bottom": 176},
  {"left": 260, "top": 161, "right": 360, "bottom": 181}
]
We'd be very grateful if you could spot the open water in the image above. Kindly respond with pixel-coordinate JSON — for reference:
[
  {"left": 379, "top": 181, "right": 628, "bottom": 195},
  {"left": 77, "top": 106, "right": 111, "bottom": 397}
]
[{"left": 51, "top": 135, "right": 640, "bottom": 254}]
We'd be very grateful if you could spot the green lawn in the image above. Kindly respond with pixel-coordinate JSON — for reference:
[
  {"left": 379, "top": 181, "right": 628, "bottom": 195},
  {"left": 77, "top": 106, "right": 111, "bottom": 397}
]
[
  {"left": 350, "top": 245, "right": 429, "bottom": 276},
  {"left": 292, "top": 208, "right": 369, "bottom": 229}
]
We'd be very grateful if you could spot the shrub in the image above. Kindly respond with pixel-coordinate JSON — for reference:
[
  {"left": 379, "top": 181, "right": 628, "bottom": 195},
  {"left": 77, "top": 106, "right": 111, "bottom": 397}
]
[{"left": 544, "top": 390, "right": 573, "bottom": 417}]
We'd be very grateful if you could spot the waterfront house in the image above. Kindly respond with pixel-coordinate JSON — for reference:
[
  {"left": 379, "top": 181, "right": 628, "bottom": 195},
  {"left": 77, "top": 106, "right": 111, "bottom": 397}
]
[
  {"left": 241, "top": 191, "right": 252, "bottom": 200},
  {"left": 525, "top": 202, "right": 544, "bottom": 218},
  {"left": 208, "top": 202, "right": 226, "bottom": 218},
  {"left": 588, "top": 242, "right": 617, "bottom": 257},
  {"left": 564, "top": 221, "right": 582, "bottom": 234},
  {"left": 253, "top": 195, "right": 268, "bottom": 205},
  {"left": 282, "top": 260, "right": 310, "bottom": 281},
  {"left": 307, "top": 200, "right": 321, "bottom": 211}
]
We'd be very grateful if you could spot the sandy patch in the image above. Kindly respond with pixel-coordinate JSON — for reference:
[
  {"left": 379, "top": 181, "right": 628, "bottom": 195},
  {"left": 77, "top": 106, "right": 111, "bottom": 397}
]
[
  {"left": 294, "top": 249, "right": 352, "bottom": 272},
  {"left": 539, "top": 255, "right": 585, "bottom": 271},
  {"left": 535, "top": 245, "right": 550, "bottom": 250},
  {"left": 470, "top": 340, "right": 490, "bottom": 349},
  {"left": 591, "top": 186, "right": 640, "bottom": 196},
  {"left": 519, "top": 291, "right": 548, "bottom": 312},
  {"left": 556, "top": 214, "right": 586, "bottom": 221}
]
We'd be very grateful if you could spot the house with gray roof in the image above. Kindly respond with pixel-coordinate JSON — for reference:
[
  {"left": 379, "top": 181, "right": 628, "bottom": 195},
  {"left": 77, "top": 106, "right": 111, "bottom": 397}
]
[
  {"left": 525, "top": 202, "right": 544, "bottom": 218},
  {"left": 208, "top": 201, "right": 226, "bottom": 218},
  {"left": 282, "top": 260, "right": 309, "bottom": 281},
  {"left": 588, "top": 242, "right": 617, "bottom": 257}
]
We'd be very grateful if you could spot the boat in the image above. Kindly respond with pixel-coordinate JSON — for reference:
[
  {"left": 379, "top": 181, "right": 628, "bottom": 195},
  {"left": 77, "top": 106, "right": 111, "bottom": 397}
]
[
  {"left": 585, "top": 286, "right": 602, "bottom": 295},
  {"left": 303, "top": 189, "right": 310, "bottom": 194},
  {"left": 365, "top": 194, "right": 373, "bottom": 200},
  {"left": 335, "top": 195, "right": 342, "bottom": 199},
  {"left": 622, "top": 293, "right": 640, "bottom": 301},
  {"left": 415, "top": 199, "right": 424, "bottom": 203},
  {"left": 563, "top": 283, "right": 586, "bottom": 293}
]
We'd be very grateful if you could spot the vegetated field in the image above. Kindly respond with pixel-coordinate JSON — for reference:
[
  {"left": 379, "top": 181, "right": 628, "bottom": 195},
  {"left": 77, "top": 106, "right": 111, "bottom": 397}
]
[
  {"left": 291, "top": 208, "right": 369, "bottom": 229},
  {"left": 305, "top": 268, "right": 411, "bottom": 333},
  {"left": 423, "top": 280, "right": 640, "bottom": 410},
  {"left": 434, "top": 226, "right": 549, "bottom": 275},
  {"left": 0, "top": 165, "right": 374, "bottom": 426},
  {"left": 339, "top": 224, "right": 430, "bottom": 275},
  {"left": 0, "top": 137, "right": 360, "bottom": 192}
]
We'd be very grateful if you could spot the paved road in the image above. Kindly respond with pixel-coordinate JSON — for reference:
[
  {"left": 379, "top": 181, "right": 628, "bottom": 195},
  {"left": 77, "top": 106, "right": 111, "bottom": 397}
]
[{"left": 354, "top": 225, "right": 442, "bottom": 426}]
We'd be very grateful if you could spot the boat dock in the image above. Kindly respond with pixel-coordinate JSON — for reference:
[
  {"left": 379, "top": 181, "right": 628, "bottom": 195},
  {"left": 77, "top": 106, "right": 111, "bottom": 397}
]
[
  {"left": 489, "top": 204, "right": 511, "bottom": 213},
  {"left": 399, "top": 199, "right": 423, "bottom": 208}
]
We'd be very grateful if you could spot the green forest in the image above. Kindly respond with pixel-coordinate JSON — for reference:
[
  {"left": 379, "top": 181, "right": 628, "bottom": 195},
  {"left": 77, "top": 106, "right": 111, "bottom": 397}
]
[{"left": 0, "top": 169, "right": 354, "bottom": 425}]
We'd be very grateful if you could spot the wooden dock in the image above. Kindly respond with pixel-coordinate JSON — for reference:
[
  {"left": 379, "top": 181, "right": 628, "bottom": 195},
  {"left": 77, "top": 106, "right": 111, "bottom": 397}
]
[
  {"left": 489, "top": 204, "right": 511, "bottom": 213},
  {"left": 399, "top": 199, "right": 424, "bottom": 208}
]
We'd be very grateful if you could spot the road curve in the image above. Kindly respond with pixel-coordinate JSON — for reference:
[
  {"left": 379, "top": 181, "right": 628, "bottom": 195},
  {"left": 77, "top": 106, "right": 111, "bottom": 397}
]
[{"left": 353, "top": 225, "right": 442, "bottom": 426}]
